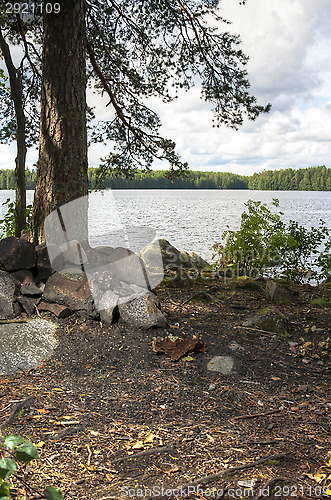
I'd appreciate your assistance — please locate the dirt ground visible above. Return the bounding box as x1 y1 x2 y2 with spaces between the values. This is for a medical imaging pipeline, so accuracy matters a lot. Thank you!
0 276 330 500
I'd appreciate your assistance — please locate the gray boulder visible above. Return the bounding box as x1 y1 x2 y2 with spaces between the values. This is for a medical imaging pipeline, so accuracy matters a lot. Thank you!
43 271 96 317
0 236 36 271
243 306 290 336
99 290 119 325
12 270 35 285
59 239 88 267
187 251 210 270
16 296 40 316
0 318 58 375
35 243 63 282
0 270 20 319
138 239 209 285
20 284 43 297
139 239 188 271
118 292 167 329
109 247 151 288
266 280 298 304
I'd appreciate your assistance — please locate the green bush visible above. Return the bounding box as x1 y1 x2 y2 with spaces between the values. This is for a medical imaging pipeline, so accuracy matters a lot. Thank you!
212 199 331 283
316 238 331 283
281 219 329 282
212 199 288 278
0 199 33 239
0 434 63 499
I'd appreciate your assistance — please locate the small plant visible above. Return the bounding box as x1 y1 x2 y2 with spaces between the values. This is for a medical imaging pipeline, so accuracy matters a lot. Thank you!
316 237 331 283
0 434 63 499
212 199 288 278
212 199 330 283
0 199 33 239
311 297 327 306
282 219 329 283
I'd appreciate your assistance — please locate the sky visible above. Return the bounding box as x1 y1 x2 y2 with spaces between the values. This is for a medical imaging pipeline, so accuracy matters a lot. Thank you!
1 0 331 175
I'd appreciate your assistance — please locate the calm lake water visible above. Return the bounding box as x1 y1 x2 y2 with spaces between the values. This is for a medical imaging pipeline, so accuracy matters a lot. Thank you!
1 189 331 262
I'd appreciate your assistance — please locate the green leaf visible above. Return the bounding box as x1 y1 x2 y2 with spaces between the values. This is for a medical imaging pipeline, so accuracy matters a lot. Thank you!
0 481 11 498
3 434 24 450
43 486 64 500
181 355 194 361
0 458 16 480
15 442 40 463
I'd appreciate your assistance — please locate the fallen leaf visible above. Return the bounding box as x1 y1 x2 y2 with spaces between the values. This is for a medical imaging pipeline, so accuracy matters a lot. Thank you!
131 441 144 450
271 377 281 381
152 334 205 361
206 434 215 443
167 466 181 473
36 409 50 414
304 473 326 483
90 431 100 436
60 420 81 425
144 432 156 443
325 451 331 466
35 441 45 448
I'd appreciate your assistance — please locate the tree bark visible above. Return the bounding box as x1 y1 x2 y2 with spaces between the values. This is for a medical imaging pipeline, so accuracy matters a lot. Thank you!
0 28 27 237
30 0 88 245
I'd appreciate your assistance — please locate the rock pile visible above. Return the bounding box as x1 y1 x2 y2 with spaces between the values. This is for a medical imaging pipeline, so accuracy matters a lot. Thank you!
0 236 209 329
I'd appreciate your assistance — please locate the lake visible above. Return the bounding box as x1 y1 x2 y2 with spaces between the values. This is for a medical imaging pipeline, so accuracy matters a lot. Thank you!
1 189 331 262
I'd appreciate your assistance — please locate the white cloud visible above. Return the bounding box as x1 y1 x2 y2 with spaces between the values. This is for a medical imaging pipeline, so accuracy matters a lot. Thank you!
1 0 331 175
148 0 331 174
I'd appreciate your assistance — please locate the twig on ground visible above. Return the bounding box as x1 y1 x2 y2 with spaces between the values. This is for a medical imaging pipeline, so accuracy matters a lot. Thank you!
111 443 176 464
0 319 28 324
48 425 85 442
0 395 36 431
143 452 290 500
166 292 187 308
235 325 282 336
231 409 283 421
87 444 92 466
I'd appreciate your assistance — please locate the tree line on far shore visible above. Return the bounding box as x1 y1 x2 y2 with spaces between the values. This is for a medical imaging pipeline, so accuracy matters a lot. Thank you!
0 165 330 191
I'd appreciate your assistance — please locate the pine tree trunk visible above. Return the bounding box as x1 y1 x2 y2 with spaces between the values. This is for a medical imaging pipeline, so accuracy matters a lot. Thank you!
30 0 88 245
15 71 27 238
0 28 27 237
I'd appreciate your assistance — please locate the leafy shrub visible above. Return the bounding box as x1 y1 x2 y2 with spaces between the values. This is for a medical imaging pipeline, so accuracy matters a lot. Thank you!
212 199 288 278
0 434 63 499
212 199 331 283
316 237 331 283
0 199 33 239
281 219 329 282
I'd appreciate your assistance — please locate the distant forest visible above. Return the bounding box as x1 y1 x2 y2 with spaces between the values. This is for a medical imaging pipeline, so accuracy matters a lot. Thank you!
0 165 330 191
